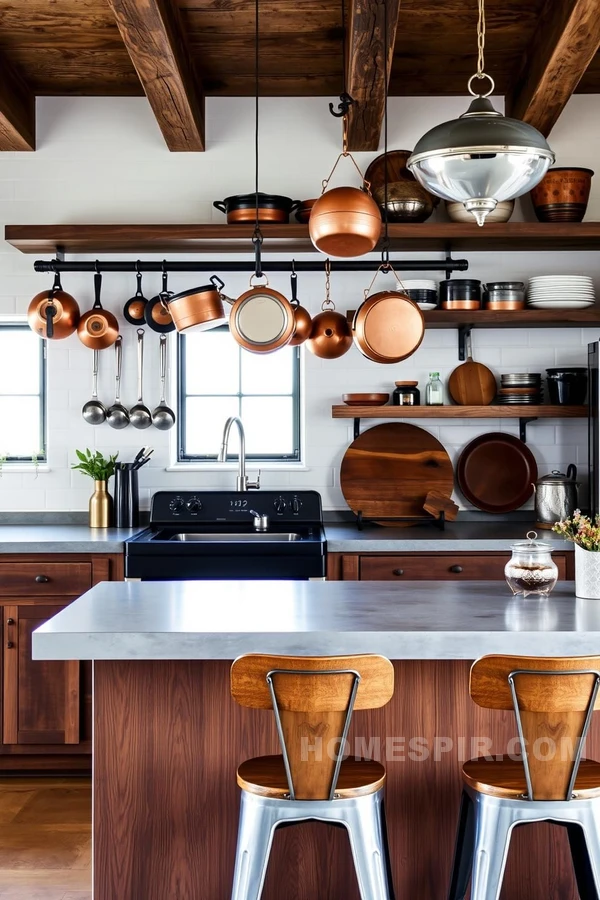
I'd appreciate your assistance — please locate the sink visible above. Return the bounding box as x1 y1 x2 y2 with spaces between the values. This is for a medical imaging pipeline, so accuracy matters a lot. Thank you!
171 532 302 542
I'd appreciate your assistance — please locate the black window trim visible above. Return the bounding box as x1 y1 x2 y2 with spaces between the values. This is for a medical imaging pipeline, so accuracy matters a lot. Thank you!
177 327 301 463
0 322 47 463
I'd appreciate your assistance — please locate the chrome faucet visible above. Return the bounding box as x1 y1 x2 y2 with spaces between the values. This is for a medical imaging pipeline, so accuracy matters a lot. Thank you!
217 416 260 492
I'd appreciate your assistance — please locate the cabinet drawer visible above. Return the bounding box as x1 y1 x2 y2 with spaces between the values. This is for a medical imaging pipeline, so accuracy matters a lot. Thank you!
359 553 567 581
0 562 92 596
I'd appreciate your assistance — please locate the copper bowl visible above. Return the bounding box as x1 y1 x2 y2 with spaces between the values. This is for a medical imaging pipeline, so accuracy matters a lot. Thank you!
77 306 119 349
309 187 382 257
366 150 439 223
289 305 312 346
306 310 352 359
530 167 594 222
295 199 317 224
343 393 389 406
484 298 525 310
441 299 482 311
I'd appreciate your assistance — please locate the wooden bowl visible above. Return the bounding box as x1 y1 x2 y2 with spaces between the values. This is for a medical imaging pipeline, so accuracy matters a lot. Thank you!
343 393 389 407
530 167 594 222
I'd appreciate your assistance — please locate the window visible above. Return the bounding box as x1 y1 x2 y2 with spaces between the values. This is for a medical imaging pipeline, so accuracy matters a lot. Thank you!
0 324 46 462
178 328 301 462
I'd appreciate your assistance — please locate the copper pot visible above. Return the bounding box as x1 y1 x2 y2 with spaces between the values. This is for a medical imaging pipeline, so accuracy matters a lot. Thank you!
145 270 176 333
168 276 226 333
295 199 317 223
213 193 300 225
288 271 312 346
441 299 482 310
306 309 352 359
77 273 119 350
27 273 80 340
228 278 295 354
309 186 381 257
353 290 424 364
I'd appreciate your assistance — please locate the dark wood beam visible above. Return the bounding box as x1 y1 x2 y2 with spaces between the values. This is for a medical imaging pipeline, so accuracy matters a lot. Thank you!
510 0 600 137
345 0 401 152
0 52 35 151
105 0 205 151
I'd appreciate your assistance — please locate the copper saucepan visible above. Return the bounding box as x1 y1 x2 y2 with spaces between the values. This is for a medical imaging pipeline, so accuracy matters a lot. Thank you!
227 275 296 354
145 269 176 333
77 272 119 350
288 269 312 346
168 276 226 333
27 272 80 340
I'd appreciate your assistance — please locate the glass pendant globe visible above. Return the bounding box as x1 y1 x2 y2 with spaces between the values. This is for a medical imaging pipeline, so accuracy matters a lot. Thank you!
407 94 555 226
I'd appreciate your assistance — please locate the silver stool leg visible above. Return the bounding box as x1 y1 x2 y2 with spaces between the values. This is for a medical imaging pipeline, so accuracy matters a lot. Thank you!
230 792 279 900
469 795 515 900
344 790 395 900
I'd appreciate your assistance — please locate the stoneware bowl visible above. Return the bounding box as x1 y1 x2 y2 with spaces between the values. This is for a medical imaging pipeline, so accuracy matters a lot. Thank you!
530 167 594 222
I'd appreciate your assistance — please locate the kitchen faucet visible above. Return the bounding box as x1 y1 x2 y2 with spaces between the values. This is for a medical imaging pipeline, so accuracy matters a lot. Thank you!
217 416 260 492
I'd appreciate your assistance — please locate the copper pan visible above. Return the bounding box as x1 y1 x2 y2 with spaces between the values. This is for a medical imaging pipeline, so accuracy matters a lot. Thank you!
353 290 424 364
27 272 80 340
77 272 119 350
288 270 312 346
228 277 295 354
168 276 226 333
225 207 290 224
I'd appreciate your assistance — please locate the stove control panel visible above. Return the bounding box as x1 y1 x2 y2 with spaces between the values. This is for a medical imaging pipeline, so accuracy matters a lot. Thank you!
150 490 323 525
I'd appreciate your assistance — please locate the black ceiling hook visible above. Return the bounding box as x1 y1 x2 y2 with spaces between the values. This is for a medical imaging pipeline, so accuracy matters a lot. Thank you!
329 91 355 118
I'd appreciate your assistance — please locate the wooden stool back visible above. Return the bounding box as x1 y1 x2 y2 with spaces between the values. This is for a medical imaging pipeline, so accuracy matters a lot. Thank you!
231 654 394 800
471 655 600 801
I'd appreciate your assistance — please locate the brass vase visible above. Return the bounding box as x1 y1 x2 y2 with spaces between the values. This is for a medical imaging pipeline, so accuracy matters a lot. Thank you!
89 480 112 528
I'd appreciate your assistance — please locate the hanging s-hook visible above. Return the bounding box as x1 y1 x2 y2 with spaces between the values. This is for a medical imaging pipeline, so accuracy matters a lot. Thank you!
329 91 355 119
94 260 100 275
253 228 263 279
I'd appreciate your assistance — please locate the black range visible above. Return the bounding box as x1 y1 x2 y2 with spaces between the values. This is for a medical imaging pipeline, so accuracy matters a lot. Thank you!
125 490 326 581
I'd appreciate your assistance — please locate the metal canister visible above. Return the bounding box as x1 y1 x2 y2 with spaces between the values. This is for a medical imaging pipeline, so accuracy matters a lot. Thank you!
392 381 420 406
533 465 579 528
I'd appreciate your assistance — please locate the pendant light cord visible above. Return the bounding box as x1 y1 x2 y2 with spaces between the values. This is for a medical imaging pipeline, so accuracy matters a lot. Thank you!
253 0 262 276
382 0 390 267
476 0 486 79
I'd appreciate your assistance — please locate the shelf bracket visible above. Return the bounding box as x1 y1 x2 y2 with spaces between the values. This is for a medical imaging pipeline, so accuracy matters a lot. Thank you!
54 246 65 262
519 417 538 443
458 325 472 361
353 418 361 440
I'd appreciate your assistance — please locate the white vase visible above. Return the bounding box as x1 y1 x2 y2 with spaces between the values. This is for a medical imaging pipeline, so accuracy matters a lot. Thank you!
575 543 600 599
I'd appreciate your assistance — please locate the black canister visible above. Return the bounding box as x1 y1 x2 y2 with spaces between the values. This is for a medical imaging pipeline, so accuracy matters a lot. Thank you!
393 381 420 406
114 465 140 528
546 367 588 405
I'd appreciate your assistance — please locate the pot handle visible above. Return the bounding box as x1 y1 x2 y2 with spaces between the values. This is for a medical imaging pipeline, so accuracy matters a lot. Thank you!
45 303 56 339
290 270 299 307
93 271 103 310
321 151 370 195
567 464 578 481
289 200 301 212
210 275 225 292
213 201 227 213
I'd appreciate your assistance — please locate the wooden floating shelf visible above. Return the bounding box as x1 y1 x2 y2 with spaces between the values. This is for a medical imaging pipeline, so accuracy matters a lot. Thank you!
422 309 600 328
7 222 600 255
332 405 588 419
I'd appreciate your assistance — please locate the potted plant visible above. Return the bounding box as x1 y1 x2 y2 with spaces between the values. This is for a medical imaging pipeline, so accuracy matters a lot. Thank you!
554 511 600 599
72 449 118 528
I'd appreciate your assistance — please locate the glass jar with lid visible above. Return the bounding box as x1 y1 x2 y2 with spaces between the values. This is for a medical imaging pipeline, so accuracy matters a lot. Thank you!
505 531 559 597
393 381 420 406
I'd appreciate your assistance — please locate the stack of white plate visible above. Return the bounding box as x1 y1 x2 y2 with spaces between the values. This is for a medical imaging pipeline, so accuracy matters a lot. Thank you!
398 280 437 291
527 275 595 310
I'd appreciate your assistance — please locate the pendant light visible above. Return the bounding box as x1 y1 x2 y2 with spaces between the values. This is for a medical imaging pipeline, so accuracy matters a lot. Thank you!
407 0 555 226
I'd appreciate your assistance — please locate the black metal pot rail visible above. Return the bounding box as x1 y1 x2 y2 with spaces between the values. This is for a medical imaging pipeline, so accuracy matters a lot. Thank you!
33 257 469 276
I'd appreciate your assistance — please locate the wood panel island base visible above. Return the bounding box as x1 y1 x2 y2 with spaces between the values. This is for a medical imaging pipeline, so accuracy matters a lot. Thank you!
33 580 600 900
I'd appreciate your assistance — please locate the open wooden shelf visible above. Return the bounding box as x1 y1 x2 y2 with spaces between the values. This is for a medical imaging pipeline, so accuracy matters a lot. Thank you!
332 405 588 419
421 309 600 328
7 221 600 255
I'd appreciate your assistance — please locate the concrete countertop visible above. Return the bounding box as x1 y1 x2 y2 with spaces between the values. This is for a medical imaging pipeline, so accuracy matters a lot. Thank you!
0 525 139 554
324 522 573 552
33 579 597 661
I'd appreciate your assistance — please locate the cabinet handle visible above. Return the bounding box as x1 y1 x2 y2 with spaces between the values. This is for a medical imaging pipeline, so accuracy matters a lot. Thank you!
35 574 49 583
6 642 13 649
392 568 404 576
6 618 14 626
449 565 463 574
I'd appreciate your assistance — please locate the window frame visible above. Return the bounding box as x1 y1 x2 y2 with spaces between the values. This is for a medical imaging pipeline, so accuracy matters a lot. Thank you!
0 322 47 463
176 327 302 463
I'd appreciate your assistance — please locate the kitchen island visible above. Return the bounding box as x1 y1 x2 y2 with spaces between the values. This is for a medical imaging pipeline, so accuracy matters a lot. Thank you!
33 580 600 900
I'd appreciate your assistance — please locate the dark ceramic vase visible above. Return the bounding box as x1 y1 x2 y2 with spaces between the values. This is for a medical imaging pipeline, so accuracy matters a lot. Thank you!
530 167 594 222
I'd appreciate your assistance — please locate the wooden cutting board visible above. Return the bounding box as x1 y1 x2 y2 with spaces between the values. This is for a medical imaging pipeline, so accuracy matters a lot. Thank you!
448 356 496 405
340 423 454 525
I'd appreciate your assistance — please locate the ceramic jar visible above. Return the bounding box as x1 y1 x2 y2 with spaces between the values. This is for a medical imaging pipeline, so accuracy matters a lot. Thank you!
530 167 594 222
575 543 600 600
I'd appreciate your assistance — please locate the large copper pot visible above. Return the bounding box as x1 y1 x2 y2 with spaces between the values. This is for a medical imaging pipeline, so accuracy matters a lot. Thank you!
309 186 381 257
352 290 424 364
77 272 119 350
306 308 352 359
168 276 226 333
27 273 80 340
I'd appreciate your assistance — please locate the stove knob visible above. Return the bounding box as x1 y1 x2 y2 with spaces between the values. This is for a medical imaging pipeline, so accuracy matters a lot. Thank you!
169 498 185 512
273 497 287 514
186 497 203 513
291 498 302 514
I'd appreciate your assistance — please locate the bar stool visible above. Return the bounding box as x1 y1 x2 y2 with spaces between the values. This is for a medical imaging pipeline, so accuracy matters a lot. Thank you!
229 653 395 900
448 654 600 900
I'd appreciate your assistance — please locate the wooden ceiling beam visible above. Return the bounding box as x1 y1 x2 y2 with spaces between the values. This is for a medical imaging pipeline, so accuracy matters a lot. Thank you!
345 0 401 152
510 0 600 137
105 0 205 151
0 52 35 151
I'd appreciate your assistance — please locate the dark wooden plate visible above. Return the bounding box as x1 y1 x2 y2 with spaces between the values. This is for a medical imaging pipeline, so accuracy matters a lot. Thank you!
342 393 389 407
456 432 537 513
340 423 454 525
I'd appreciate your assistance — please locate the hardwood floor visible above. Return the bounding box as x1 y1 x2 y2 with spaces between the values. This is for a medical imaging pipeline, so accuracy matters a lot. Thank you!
0 777 91 900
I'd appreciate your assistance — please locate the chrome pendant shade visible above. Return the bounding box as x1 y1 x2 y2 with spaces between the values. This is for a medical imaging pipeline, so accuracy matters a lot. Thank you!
407 92 555 226
407 0 555 227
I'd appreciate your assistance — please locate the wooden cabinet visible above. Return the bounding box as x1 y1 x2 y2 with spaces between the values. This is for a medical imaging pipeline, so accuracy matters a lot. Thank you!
0 552 123 771
327 551 573 581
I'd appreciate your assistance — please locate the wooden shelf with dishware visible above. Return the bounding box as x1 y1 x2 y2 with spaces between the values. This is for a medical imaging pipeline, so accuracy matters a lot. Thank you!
332 405 588 420
8 221 600 254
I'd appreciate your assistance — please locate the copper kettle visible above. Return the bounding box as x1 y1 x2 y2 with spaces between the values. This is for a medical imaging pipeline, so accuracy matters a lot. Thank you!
305 260 352 359
27 272 80 340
